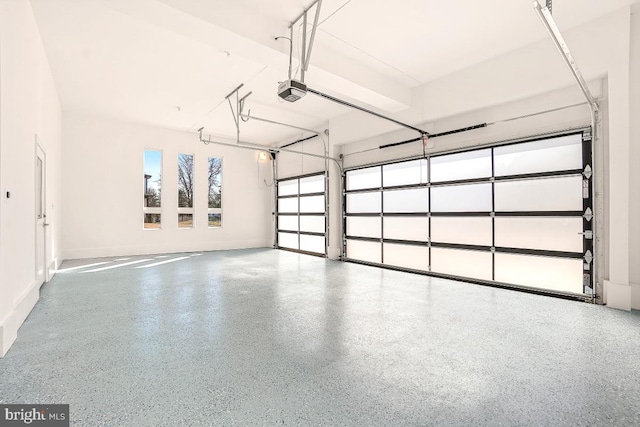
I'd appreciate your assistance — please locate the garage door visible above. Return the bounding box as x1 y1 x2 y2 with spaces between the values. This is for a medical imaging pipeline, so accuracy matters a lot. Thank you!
343 131 594 298
277 173 327 256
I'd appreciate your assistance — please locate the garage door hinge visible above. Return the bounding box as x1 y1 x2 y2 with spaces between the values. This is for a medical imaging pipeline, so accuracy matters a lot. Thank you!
583 165 592 179
579 230 593 239
582 130 592 141
584 250 593 265
583 208 593 222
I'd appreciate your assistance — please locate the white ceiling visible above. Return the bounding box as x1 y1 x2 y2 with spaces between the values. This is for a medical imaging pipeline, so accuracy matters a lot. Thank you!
30 0 637 146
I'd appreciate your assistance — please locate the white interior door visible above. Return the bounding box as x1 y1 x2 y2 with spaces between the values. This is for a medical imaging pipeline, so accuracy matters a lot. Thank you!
35 143 47 286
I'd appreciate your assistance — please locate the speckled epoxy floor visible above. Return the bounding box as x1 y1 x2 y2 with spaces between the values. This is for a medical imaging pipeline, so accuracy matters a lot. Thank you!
1 249 639 426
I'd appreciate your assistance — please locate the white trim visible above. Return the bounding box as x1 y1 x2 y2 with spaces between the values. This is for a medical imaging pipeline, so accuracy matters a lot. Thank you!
631 283 640 310
0 279 40 357
604 280 632 311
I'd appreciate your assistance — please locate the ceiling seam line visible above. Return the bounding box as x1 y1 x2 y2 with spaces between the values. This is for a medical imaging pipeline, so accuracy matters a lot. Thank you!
318 29 422 85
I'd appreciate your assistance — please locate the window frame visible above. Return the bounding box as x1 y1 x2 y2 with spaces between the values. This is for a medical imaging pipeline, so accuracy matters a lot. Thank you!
207 156 223 228
143 149 163 230
177 152 195 229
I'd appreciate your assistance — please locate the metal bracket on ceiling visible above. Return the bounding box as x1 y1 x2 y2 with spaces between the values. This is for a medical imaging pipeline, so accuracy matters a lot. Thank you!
289 0 323 82
224 83 252 143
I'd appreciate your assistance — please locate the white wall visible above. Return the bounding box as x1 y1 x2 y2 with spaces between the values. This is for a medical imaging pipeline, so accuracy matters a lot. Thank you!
629 5 640 309
0 0 63 356
62 113 272 259
329 7 638 309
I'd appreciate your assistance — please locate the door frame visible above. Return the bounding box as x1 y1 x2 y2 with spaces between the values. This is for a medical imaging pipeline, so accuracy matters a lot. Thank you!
35 139 48 285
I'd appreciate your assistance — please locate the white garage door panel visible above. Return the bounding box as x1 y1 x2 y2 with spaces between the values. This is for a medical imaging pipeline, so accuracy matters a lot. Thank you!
383 188 429 213
347 192 381 213
494 135 582 176
383 244 429 271
347 239 381 264
495 217 583 252
383 217 429 242
494 176 583 212
278 232 298 250
300 216 325 234
278 216 298 232
431 183 493 212
431 217 492 246
431 149 492 182
431 248 493 281
495 254 583 294
346 166 381 190
383 159 428 187
347 217 381 239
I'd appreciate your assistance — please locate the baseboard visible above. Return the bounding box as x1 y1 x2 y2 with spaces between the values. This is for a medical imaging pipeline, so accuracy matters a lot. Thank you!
631 283 640 310
47 258 58 281
0 281 40 357
63 240 272 260
604 280 632 311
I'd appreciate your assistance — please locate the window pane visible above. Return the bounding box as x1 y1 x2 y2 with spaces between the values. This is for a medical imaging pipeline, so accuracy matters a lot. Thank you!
278 215 298 232
300 216 325 233
495 217 583 252
431 183 492 212
431 248 492 280
431 217 492 246
383 188 429 213
36 157 43 218
278 179 298 196
278 197 298 213
346 239 381 264
494 176 583 212
299 174 324 194
208 158 222 209
347 217 381 238
278 232 298 250
300 234 325 254
144 213 161 229
383 243 428 271
178 153 194 208
178 213 193 228
383 159 428 187
495 253 583 294
144 150 162 208
494 134 582 176
299 195 324 213
346 166 381 190
383 217 429 242
346 192 381 213
431 149 491 182
208 213 221 227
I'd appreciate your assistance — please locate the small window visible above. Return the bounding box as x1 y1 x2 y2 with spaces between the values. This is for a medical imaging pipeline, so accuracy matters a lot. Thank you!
143 150 162 229
208 157 222 227
178 153 194 228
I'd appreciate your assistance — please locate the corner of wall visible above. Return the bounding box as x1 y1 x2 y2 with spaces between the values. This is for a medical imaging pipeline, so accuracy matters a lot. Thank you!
604 280 632 311
631 283 640 310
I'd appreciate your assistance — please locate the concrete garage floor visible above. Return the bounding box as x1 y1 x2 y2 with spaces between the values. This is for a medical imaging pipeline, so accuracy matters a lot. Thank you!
1 249 639 426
